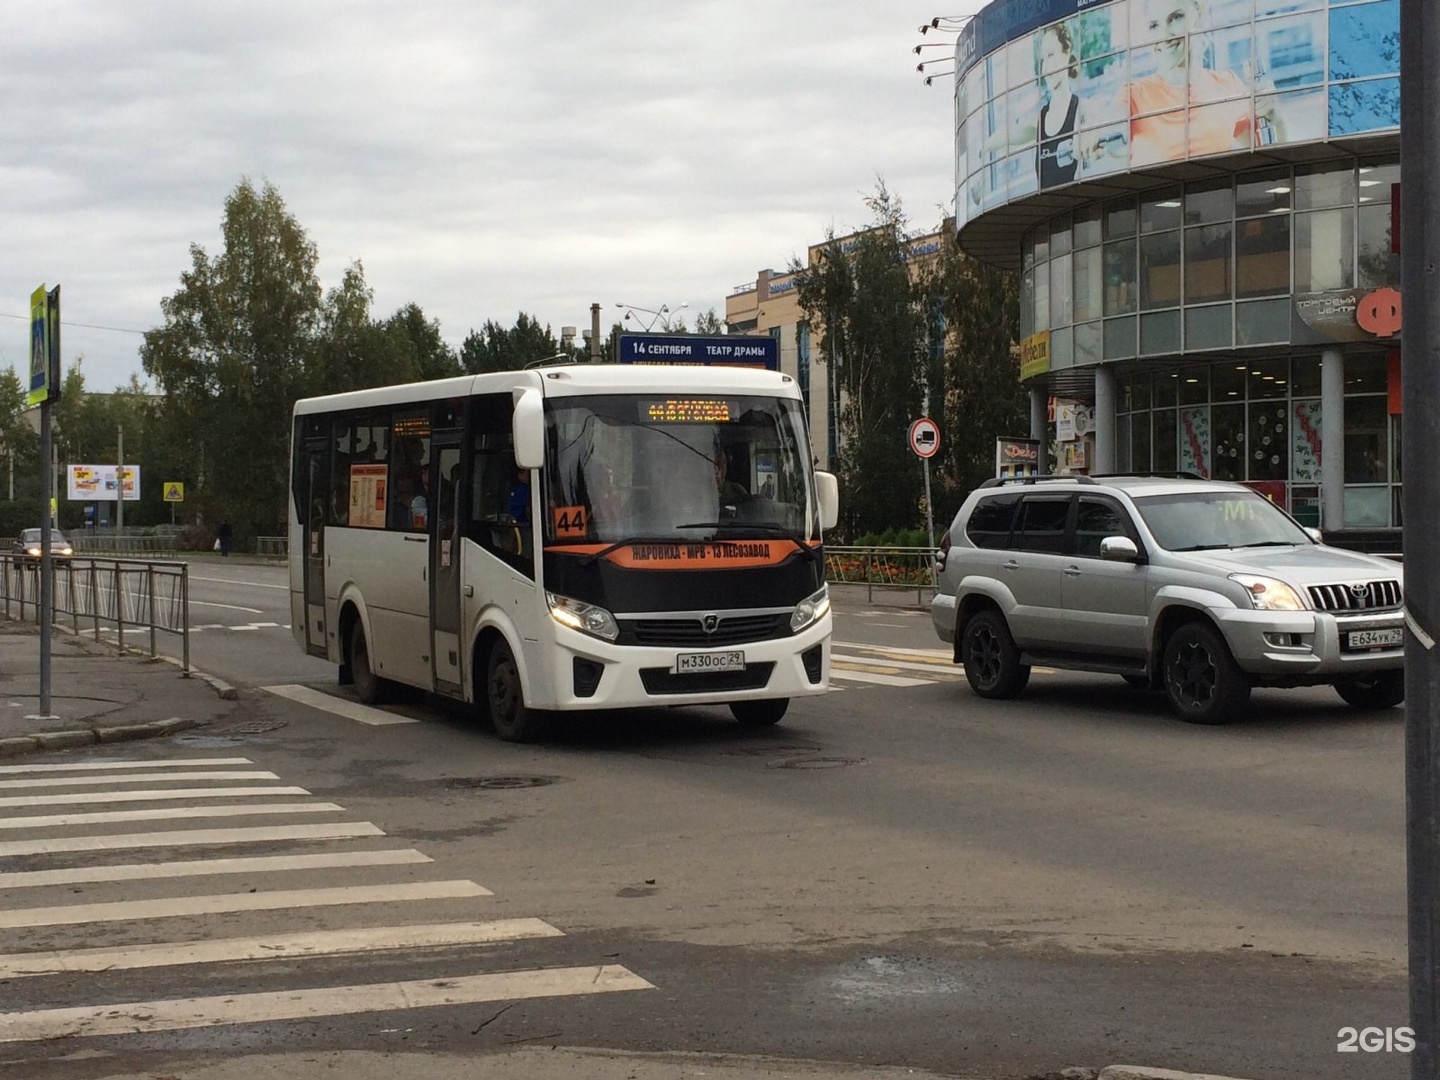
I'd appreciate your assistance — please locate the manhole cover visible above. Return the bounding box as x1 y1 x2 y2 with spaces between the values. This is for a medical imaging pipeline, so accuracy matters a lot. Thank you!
769 757 866 770
172 735 246 747
723 745 822 758
212 719 290 735
445 775 557 790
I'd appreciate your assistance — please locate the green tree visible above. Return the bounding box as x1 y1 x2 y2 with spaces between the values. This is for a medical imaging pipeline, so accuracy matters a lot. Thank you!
793 183 928 539
459 314 563 373
920 229 1026 522
141 178 323 542
380 303 461 382
693 309 725 335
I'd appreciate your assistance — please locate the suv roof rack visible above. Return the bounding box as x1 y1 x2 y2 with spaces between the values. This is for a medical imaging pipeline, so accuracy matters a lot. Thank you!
979 475 1097 488
1087 471 1207 481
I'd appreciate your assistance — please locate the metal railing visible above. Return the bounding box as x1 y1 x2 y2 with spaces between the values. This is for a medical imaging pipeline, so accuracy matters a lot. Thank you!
824 545 939 605
0 555 190 672
71 534 180 555
255 536 289 558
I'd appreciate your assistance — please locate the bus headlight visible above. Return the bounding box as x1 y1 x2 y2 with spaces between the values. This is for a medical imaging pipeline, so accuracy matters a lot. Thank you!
546 592 619 642
790 584 831 633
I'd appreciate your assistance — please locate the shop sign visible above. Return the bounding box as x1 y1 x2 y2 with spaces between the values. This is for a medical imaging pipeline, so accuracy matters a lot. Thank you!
1019 331 1050 380
1292 288 1402 345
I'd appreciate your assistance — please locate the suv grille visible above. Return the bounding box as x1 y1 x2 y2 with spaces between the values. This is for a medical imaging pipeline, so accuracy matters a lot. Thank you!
1307 579 1402 612
619 613 791 647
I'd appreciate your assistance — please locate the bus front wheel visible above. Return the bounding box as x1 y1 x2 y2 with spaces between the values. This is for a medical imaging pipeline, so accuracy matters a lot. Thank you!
486 640 551 743
349 621 384 705
730 698 788 726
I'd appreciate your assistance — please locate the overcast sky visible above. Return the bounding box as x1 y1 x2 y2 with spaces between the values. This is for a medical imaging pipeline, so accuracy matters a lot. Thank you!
3 1 969 393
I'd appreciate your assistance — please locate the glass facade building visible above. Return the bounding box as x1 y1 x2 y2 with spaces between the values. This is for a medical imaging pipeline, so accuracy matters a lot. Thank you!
953 0 1402 538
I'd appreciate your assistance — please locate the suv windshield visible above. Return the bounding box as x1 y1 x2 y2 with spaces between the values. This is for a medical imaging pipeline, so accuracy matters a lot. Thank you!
542 393 817 545
1134 490 1313 551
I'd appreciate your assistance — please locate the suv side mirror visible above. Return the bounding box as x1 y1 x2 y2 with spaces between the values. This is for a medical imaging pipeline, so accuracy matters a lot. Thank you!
1100 535 1142 562
814 470 839 531
1305 527 1323 543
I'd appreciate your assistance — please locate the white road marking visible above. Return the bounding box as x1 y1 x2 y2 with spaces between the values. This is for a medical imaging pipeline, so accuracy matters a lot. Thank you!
0 821 384 858
0 802 343 831
189 601 264 613
832 640 953 658
832 652 958 675
827 669 931 687
0 918 564 978
0 786 309 809
0 964 653 1043
264 684 421 726
0 880 492 929
0 757 253 775
0 848 432 890
0 770 280 790
187 575 288 589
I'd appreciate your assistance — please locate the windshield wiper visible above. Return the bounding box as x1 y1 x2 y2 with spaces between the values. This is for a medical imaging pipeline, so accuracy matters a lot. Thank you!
1168 543 1232 552
1232 540 1304 548
675 521 819 562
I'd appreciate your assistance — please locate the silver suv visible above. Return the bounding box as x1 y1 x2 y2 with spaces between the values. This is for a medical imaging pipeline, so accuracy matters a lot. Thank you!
930 475 1405 724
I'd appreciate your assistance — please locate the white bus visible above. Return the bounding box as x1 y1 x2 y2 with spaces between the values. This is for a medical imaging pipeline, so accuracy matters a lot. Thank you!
289 363 839 741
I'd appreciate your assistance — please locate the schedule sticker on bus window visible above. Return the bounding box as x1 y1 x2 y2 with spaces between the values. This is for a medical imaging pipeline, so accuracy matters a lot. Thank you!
645 399 732 423
349 464 389 529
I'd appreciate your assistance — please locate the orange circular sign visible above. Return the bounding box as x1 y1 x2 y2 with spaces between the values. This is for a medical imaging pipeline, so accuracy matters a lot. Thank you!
1356 288 1402 337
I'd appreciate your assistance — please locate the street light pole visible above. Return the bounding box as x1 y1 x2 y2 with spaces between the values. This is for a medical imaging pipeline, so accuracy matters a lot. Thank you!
615 302 688 333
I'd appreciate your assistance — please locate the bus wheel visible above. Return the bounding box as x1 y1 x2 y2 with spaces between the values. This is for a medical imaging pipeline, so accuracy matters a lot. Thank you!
349 621 384 705
486 640 550 743
730 698 788 726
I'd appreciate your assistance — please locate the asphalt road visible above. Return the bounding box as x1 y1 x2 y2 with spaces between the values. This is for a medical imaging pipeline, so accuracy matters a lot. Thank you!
0 564 1412 1080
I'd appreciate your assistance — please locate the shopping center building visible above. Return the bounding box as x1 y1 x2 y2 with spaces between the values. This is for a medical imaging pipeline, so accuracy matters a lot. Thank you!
952 0 1402 544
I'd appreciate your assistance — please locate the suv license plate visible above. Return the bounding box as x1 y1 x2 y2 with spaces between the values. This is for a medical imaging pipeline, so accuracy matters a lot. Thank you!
676 651 745 674
1347 628 1403 650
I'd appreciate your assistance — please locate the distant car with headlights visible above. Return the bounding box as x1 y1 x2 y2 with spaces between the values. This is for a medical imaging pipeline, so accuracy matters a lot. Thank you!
12 528 74 560
930 474 1405 725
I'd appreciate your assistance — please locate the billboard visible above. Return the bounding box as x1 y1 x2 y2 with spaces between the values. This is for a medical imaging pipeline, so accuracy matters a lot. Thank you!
617 334 780 370
68 464 140 501
955 0 1400 225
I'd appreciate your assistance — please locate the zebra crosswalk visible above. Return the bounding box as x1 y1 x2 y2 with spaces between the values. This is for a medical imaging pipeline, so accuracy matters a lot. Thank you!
0 754 653 1045
828 641 961 690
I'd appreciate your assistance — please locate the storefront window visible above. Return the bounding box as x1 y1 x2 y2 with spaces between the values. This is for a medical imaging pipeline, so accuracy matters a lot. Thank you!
1074 246 1103 323
1050 215 1072 258
1050 254 1073 328
1248 358 1290 398
1185 181 1234 226
1124 373 1151 411
1248 400 1289 481
1357 204 1400 288
1211 403 1245 481
1034 265 1050 332
1294 209 1355 292
1236 167 1292 217
1294 163 1356 211
1020 270 1035 338
1153 372 1178 408
1235 216 1290 297
1179 368 1209 405
1154 408 1178 471
1132 411 1152 470
1212 364 1245 400
1140 189 1184 233
1105 197 1137 239
1104 239 1138 314
1292 356 1322 397
1074 205 1103 249
1344 396 1389 482
1140 231 1182 309
1346 355 1388 393
1185 223 1233 302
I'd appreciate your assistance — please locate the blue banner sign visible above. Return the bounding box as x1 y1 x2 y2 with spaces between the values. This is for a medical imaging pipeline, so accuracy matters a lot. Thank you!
617 334 779 371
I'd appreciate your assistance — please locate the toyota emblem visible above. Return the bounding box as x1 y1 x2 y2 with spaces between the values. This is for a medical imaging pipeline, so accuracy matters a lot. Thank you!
702 614 720 634
1349 582 1370 601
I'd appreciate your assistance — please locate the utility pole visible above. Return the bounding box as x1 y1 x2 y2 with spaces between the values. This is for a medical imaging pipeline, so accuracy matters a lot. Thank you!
116 424 124 532
590 303 602 363
1401 0 1440 1071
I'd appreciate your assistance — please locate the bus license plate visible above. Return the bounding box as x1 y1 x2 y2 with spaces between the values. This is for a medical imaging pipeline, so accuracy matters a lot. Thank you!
676 651 745 674
1347 628 1403 650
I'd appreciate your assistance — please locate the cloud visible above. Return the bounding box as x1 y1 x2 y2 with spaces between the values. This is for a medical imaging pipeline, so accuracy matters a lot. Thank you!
1 0 963 391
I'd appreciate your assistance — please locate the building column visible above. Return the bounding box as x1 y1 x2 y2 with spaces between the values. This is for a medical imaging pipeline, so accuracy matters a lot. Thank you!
1029 387 1048 475
1093 364 1117 474
1321 348 1345 531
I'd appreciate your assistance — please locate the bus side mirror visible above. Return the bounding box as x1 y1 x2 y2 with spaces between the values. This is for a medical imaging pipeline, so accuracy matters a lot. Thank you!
513 388 544 470
815 470 839 531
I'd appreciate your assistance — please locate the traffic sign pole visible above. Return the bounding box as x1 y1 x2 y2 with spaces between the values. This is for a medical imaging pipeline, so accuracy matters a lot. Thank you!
907 418 942 550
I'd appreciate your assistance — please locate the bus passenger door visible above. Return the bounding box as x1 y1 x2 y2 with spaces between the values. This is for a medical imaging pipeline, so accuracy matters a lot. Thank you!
431 435 464 694
300 435 328 657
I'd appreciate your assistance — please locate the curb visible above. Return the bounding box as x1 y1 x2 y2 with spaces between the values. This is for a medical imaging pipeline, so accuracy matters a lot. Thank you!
1099 1067 1258 1080
0 716 201 759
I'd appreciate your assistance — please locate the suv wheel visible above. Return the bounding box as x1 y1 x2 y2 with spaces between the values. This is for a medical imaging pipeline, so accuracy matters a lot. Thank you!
961 610 1031 699
1162 621 1250 725
1334 669 1405 710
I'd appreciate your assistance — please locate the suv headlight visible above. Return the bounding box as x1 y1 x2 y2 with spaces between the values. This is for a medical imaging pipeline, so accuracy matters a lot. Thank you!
546 592 619 641
791 584 831 633
1230 574 1306 611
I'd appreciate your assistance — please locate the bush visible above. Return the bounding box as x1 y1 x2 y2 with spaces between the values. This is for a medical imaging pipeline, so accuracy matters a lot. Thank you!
851 527 931 548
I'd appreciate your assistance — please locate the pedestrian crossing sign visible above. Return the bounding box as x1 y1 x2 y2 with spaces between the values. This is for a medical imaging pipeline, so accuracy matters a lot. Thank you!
163 482 185 502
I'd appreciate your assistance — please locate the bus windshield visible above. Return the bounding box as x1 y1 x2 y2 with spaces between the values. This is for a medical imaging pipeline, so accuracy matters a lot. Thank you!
543 393 818 546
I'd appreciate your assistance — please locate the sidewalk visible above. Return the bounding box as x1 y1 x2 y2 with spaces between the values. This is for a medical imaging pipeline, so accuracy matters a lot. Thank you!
0 620 239 757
